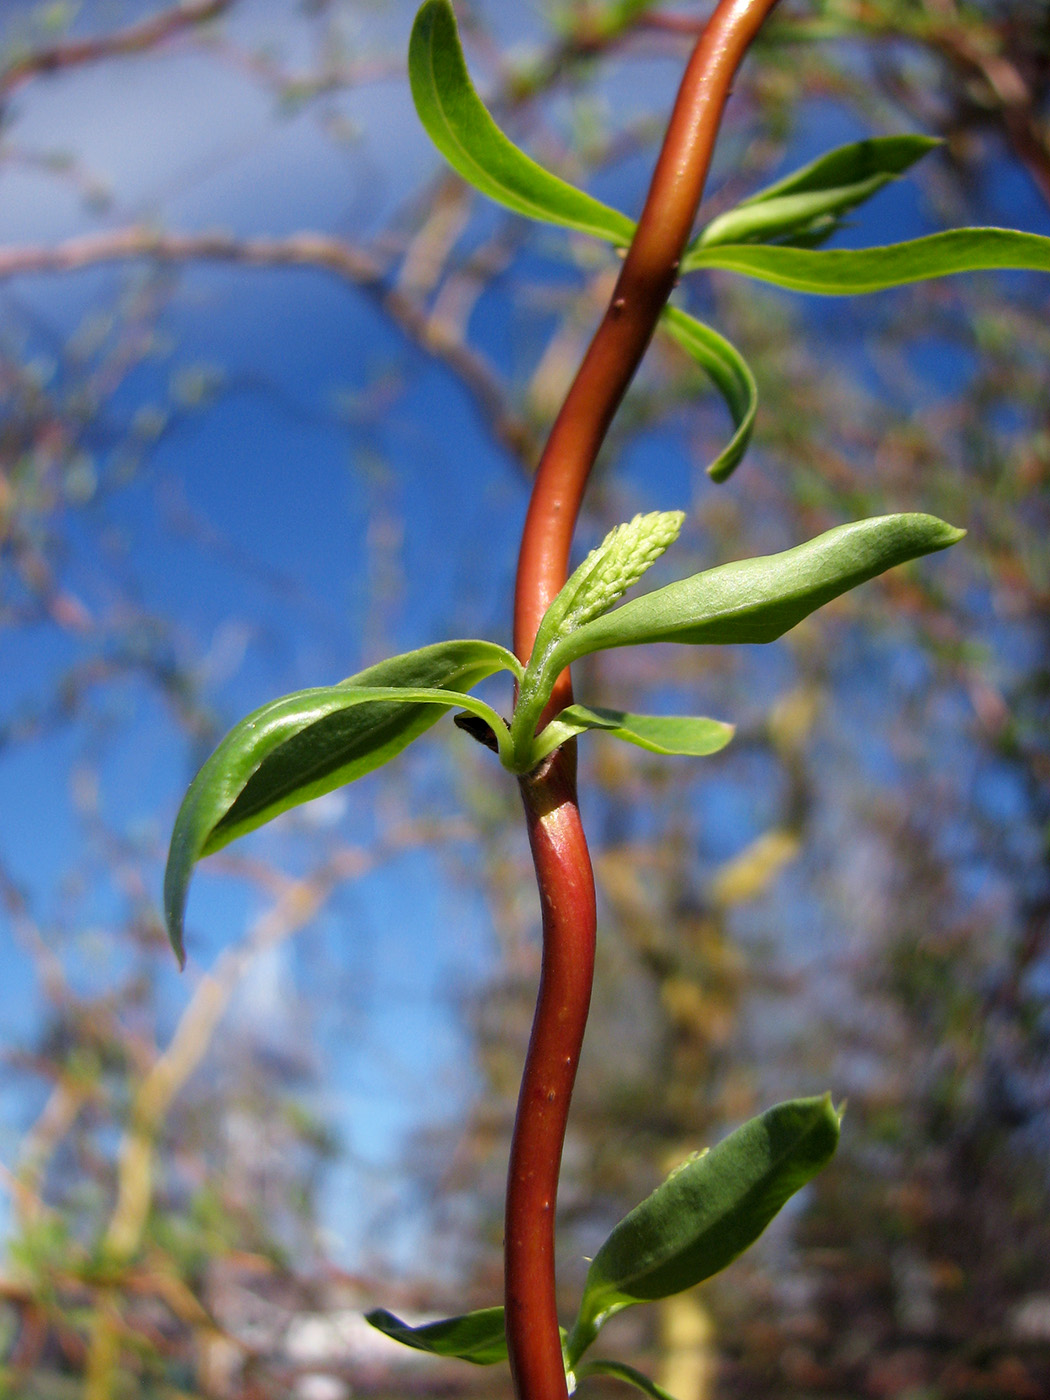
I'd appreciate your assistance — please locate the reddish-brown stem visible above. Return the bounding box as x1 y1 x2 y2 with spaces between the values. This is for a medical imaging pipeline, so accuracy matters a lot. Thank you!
506 4 780 1399
514 0 782 708
506 746 596 1400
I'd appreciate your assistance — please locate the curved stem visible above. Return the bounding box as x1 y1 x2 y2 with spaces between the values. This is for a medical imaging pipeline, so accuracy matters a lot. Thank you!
514 0 782 711
506 4 781 1399
506 747 597 1400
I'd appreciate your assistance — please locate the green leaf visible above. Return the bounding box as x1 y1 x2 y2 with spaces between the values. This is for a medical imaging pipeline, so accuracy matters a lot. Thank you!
544 514 964 674
365 1306 507 1365
681 227 1050 291
738 134 941 207
535 705 733 763
575 1359 680 1400
409 0 635 243
164 639 516 965
694 135 940 249
659 306 757 482
566 1096 841 1365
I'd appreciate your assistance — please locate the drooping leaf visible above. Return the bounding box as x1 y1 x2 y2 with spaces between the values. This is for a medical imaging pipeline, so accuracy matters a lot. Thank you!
164 639 516 965
693 135 940 249
535 705 733 762
574 1358 681 1400
365 1306 507 1365
542 514 964 675
659 306 757 481
566 1096 841 1365
681 227 1050 290
409 0 635 244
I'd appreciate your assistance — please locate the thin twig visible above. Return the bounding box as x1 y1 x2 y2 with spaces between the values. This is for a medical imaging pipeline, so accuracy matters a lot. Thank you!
0 225 535 464
0 0 232 103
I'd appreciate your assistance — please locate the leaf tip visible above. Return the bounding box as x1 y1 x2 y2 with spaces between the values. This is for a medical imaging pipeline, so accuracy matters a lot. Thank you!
901 514 965 554
919 517 966 553
706 456 739 484
163 837 191 969
164 893 188 970
411 0 447 30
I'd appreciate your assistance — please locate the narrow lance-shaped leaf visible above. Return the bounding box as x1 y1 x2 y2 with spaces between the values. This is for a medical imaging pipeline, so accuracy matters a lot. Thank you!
533 706 733 765
693 135 940 249
566 1096 841 1367
573 1359 681 1400
659 305 757 482
409 0 635 244
732 134 940 207
366 1307 508 1366
681 227 1050 290
541 514 964 677
164 639 516 965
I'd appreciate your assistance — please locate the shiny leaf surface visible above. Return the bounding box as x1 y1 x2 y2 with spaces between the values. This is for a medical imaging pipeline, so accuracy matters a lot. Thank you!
681 227 1050 290
567 1097 840 1364
537 706 733 761
547 514 964 672
165 640 515 964
409 0 634 243
365 1306 507 1365
694 134 939 249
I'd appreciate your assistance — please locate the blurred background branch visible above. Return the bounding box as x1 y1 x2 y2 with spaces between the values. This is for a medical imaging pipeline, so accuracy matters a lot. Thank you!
0 1 1047 1396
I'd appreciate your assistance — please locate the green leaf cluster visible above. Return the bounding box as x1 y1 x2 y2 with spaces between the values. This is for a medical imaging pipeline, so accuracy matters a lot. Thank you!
163 0 1031 963
366 1096 841 1396
509 511 961 770
164 508 961 963
407 0 1050 480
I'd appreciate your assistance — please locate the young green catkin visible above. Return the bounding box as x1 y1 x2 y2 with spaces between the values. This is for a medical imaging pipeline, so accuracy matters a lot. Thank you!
552 510 685 637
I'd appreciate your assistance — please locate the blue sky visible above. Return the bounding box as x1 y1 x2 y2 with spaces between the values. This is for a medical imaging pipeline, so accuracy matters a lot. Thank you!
1 0 1048 1274
0 0 526 1264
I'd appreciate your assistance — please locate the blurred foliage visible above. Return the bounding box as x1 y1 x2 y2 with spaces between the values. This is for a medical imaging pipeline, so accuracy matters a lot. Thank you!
0 0 1048 1397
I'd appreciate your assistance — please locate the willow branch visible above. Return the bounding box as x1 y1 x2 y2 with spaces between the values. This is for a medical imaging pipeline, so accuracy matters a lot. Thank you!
505 748 597 1400
514 0 782 695
0 226 534 463
505 5 780 1400
0 0 232 103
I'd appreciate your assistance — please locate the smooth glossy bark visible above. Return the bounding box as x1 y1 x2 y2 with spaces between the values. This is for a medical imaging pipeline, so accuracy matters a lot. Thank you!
506 4 782 1398
506 748 596 1400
